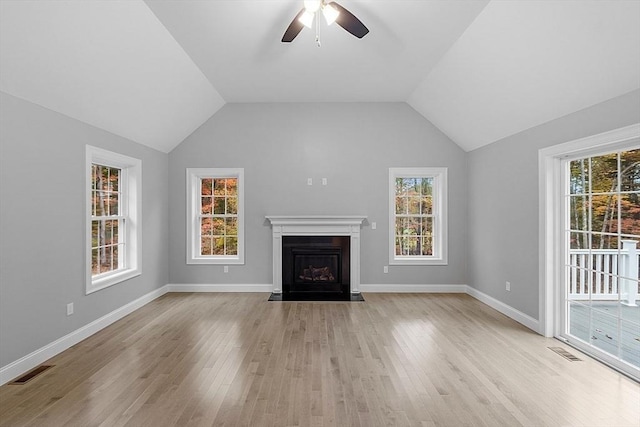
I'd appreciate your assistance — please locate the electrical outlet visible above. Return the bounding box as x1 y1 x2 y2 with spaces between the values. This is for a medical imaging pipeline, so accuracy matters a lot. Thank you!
383 266 389 274
67 303 74 316
506 281 511 291
224 266 229 273
307 178 313 186
372 222 377 230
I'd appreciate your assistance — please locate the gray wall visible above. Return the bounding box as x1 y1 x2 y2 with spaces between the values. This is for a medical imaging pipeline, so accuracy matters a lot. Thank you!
168 103 468 286
0 92 169 367
467 89 640 319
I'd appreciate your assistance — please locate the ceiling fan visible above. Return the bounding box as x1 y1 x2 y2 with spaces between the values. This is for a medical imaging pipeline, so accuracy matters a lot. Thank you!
282 0 369 44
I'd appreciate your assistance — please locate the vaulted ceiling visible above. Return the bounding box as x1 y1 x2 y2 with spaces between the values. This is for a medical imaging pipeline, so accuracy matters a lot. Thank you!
1 1 639 153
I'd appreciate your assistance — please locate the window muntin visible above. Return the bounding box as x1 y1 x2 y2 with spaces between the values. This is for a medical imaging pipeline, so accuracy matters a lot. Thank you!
86 146 141 294
187 168 244 264
389 168 447 265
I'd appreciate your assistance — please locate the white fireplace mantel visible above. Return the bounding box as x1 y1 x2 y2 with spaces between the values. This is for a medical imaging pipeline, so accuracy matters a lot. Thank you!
265 216 367 294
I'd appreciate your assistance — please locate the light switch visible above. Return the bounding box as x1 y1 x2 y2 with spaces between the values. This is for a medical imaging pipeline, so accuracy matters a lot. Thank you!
322 178 327 186
307 178 313 186
372 222 377 229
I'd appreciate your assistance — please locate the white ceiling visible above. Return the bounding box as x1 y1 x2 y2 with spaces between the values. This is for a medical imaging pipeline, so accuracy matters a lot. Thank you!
1 0 639 153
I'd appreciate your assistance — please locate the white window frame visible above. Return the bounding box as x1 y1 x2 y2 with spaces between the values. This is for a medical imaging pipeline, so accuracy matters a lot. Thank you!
186 168 245 265
86 146 141 294
389 167 448 265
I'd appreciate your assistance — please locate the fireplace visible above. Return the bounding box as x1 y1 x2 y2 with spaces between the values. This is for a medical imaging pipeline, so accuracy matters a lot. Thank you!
265 215 366 301
283 236 350 298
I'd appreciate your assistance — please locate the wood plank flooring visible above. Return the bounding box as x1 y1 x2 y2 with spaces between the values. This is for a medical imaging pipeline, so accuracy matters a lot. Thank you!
1 293 639 426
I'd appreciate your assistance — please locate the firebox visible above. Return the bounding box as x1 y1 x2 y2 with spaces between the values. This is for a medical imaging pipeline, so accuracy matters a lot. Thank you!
282 236 350 300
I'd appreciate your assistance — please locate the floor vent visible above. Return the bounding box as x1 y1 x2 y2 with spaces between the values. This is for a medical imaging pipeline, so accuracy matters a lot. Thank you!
10 365 54 385
548 347 582 361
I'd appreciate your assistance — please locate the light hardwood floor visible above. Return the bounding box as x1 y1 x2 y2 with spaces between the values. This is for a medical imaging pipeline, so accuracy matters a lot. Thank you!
1 293 638 427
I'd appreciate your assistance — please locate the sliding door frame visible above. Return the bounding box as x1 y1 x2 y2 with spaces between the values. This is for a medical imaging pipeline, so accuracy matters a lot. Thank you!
539 123 640 380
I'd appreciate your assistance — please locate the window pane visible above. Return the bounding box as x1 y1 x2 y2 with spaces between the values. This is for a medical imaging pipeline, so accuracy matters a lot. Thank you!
226 197 238 215
621 320 640 367
202 178 213 196
422 217 433 237
226 237 238 255
591 233 620 249
226 178 238 196
201 236 212 256
109 193 119 216
620 149 640 192
420 178 433 196
212 218 224 235
590 154 618 193
591 233 619 249
92 165 98 190
94 191 107 216
407 217 420 235
226 217 238 236
213 197 225 214
201 196 212 214
201 218 213 236
395 217 408 236
421 236 433 256
395 178 405 196
109 167 119 192
213 237 225 255
214 179 226 196
569 231 589 249
569 195 589 231
408 197 420 215
590 310 619 357
92 248 99 274
395 196 407 214
590 194 618 233
405 236 420 255
569 159 590 195
105 220 118 245
92 221 99 248
421 195 432 215
620 193 640 236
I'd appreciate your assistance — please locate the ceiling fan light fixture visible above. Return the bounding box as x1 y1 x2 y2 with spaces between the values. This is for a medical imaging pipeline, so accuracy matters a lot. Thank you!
298 10 315 28
303 0 321 13
322 4 339 25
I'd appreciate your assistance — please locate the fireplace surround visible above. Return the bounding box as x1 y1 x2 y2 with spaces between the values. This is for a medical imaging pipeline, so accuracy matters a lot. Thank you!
265 216 366 301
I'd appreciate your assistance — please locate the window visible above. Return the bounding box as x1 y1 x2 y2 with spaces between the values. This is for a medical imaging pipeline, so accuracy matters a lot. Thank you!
389 167 447 265
86 146 141 294
186 168 244 264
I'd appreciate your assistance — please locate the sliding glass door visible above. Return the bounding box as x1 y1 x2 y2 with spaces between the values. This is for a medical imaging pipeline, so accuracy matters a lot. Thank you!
561 147 640 377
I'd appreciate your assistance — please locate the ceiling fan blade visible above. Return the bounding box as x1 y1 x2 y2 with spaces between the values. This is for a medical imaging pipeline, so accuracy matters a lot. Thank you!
282 8 306 42
328 2 369 39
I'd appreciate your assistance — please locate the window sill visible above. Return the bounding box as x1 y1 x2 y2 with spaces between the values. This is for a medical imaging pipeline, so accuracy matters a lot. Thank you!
187 256 244 265
87 268 141 294
390 257 448 266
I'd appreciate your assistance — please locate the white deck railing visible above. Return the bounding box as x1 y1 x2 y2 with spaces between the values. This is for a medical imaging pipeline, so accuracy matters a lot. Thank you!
568 240 639 306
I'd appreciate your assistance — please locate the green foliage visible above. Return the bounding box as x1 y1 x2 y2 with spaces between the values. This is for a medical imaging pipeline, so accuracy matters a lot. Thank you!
569 149 640 249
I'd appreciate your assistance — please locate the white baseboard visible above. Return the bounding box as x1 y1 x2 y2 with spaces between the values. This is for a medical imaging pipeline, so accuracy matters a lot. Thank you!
465 286 539 332
167 284 272 293
0 285 169 386
360 284 468 293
